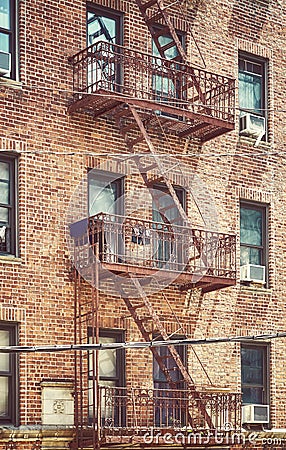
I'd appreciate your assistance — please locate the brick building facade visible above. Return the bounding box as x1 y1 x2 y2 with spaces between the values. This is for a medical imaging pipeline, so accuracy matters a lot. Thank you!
0 0 286 449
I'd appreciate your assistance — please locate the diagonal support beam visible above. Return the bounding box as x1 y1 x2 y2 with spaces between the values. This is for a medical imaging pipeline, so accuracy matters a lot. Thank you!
128 104 190 224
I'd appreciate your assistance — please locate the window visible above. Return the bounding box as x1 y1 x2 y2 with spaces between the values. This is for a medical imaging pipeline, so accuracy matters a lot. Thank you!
153 338 186 427
152 183 185 269
0 0 17 79
241 344 268 405
240 201 268 279
0 153 17 256
87 5 123 91
153 343 186 390
87 5 122 47
152 28 186 110
238 53 268 138
0 323 17 424
98 329 125 386
88 169 124 217
88 329 125 426
88 170 124 262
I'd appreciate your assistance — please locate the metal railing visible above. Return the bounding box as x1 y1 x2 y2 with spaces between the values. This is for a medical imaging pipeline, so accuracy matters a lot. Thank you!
70 41 235 123
72 213 236 280
95 386 241 436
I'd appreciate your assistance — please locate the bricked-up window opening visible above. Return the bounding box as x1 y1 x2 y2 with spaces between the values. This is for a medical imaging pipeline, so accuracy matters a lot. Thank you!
87 5 123 92
0 0 17 79
238 53 268 140
152 28 186 112
240 201 268 284
0 323 17 425
241 344 269 405
0 154 17 256
153 340 187 427
88 329 125 427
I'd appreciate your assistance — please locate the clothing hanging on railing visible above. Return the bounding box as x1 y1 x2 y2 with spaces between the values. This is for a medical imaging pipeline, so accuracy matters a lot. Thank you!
131 224 151 245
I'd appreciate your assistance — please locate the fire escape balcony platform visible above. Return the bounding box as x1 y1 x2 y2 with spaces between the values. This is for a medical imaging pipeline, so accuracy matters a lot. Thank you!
77 386 241 448
68 42 235 142
71 213 236 293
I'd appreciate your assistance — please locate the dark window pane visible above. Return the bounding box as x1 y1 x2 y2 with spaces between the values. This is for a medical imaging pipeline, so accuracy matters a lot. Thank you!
242 387 263 404
0 324 17 424
153 342 185 385
241 347 264 384
240 207 262 246
238 58 244 71
241 345 267 405
0 157 16 255
240 246 261 266
245 60 262 75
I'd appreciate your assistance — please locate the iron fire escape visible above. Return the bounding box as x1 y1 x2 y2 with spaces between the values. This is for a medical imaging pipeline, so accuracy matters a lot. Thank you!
69 1 239 448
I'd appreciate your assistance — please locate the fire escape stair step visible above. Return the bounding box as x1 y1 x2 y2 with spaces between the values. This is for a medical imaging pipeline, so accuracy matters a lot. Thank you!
160 40 177 53
146 12 164 25
140 0 160 11
153 26 172 39
130 302 148 310
138 163 159 173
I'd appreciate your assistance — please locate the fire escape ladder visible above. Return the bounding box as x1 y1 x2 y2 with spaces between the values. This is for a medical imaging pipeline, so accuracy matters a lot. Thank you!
117 104 209 266
129 105 189 221
134 0 187 62
134 0 206 105
120 277 214 429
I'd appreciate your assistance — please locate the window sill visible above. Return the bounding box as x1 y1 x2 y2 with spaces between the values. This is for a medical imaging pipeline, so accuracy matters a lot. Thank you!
0 255 22 264
238 135 271 148
240 283 271 294
0 77 22 90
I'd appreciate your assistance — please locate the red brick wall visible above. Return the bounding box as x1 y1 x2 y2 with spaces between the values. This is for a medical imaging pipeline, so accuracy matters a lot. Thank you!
0 0 285 447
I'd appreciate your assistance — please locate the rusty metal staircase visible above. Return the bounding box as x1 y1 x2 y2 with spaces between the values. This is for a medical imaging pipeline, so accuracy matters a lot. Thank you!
118 105 192 224
134 0 187 62
120 276 214 428
116 104 212 271
71 3 238 449
115 103 216 428
134 0 206 104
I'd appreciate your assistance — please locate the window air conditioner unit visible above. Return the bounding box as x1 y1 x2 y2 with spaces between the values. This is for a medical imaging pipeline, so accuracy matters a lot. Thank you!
0 51 11 77
240 264 265 284
240 113 265 138
242 404 269 424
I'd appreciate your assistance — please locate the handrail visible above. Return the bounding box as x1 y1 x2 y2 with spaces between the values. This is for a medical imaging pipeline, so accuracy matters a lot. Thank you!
71 41 232 83
97 385 242 434
89 212 236 237
69 213 237 280
69 41 235 123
